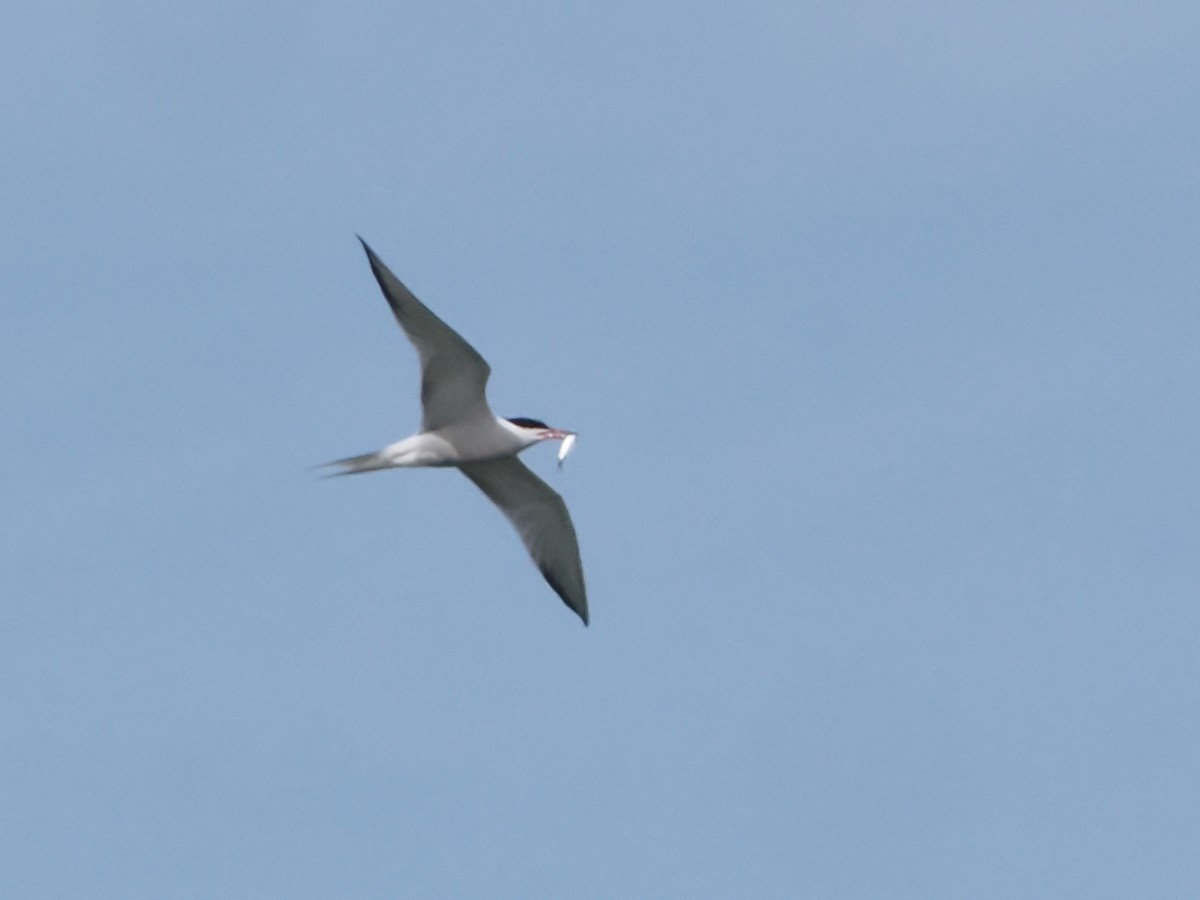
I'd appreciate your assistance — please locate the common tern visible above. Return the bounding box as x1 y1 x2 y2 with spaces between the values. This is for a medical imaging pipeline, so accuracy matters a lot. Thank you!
324 238 589 625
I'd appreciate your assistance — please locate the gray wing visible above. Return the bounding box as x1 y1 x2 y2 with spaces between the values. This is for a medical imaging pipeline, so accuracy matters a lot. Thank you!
358 237 493 431
458 456 589 625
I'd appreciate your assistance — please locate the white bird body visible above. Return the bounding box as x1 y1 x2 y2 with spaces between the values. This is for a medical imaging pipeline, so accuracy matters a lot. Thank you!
340 419 538 470
324 238 589 625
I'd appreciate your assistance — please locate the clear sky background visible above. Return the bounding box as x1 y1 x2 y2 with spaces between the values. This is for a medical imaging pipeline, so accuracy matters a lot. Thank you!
4 2 1199 897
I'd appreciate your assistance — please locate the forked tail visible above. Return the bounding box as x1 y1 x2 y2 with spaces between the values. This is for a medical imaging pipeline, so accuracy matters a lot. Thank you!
316 451 392 477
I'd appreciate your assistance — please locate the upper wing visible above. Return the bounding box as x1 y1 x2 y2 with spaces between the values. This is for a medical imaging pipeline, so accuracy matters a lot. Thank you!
358 237 493 431
458 456 589 625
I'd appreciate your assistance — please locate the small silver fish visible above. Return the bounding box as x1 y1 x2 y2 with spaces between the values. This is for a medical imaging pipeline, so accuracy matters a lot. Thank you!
557 433 577 468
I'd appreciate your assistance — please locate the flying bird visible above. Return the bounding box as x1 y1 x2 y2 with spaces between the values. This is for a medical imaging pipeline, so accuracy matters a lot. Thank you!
324 238 589 625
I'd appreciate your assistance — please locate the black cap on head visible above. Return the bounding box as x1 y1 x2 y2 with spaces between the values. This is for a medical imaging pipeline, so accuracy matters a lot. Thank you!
506 417 549 430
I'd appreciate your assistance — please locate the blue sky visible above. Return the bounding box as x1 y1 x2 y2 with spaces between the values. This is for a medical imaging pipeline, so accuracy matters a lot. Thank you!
4 2 1199 897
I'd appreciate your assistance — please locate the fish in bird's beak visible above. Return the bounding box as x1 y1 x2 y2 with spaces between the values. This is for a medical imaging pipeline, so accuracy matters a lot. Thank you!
557 432 577 467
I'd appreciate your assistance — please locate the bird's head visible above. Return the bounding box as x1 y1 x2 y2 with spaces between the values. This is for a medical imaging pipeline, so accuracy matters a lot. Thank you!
505 417 575 443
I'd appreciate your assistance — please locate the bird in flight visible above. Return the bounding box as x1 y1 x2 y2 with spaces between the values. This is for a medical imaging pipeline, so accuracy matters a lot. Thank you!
323 238 589 625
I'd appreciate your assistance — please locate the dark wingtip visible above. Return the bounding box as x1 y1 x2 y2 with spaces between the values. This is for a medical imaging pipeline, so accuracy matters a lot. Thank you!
544 570 589 626
576 596 589 626
356 236 390 289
